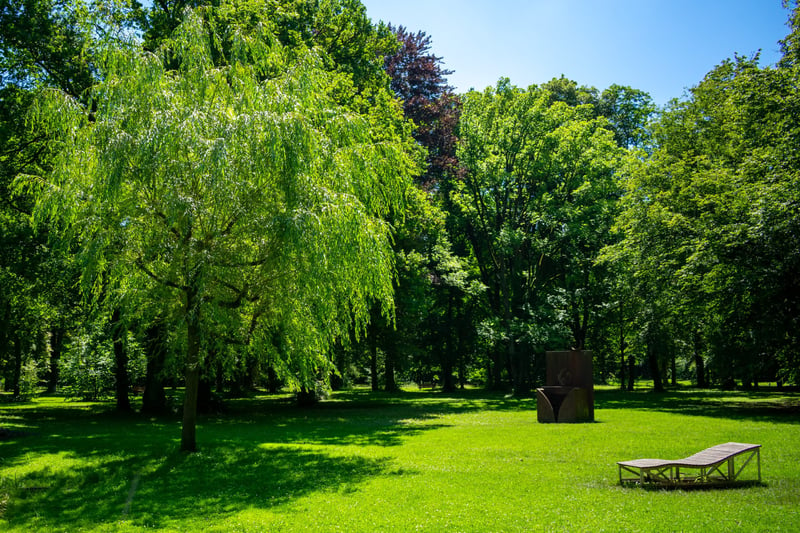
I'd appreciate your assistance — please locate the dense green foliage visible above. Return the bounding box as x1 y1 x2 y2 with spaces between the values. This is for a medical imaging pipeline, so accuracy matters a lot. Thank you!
453 80 623 392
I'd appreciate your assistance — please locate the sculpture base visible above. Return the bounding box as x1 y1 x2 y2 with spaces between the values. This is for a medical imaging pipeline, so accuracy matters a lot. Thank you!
536 386 592 423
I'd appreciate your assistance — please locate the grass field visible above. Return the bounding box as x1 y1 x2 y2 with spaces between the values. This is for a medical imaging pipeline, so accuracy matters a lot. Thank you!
1 385 799 532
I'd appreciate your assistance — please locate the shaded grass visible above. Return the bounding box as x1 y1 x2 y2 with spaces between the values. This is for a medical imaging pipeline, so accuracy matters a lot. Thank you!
1 387 799 531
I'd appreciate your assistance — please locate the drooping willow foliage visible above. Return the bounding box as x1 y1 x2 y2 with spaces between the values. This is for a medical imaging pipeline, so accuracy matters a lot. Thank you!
25 8 420 450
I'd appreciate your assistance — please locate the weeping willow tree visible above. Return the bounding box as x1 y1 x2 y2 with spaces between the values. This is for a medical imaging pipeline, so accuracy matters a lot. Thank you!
24 7 418 451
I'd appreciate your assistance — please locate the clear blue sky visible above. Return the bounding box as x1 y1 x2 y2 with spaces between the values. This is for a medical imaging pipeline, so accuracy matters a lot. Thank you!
360 0 791 106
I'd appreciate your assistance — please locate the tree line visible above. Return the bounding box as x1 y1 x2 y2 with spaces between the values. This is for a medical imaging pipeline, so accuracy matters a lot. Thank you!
2 1 798 449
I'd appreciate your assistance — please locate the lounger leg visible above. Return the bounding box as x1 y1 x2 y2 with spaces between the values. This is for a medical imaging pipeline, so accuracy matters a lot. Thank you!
757 449 761 483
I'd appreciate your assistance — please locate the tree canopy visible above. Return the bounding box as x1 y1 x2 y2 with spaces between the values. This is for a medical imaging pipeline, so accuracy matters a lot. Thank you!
23 6 418 450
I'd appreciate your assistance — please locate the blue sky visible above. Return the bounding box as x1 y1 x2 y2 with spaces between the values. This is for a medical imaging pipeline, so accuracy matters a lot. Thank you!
360 0 791 106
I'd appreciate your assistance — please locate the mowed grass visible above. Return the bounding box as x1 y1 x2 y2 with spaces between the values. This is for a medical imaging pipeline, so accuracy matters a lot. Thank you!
1 386 799 532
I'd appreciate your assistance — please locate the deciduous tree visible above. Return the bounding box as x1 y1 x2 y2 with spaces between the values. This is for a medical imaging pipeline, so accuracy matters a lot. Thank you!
25 8 417 450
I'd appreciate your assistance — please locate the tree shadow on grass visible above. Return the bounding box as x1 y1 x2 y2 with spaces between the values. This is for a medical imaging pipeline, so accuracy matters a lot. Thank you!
596 388 800 424
0 390 534 530
207 388 536 448
4 442 389 530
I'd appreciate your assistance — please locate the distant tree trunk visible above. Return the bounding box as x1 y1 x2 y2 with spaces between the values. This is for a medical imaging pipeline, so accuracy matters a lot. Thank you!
571 290 589 351
112 308 131 412
441 354 455 392
626 353 635 391
216 357 225 395
648 343 664 392
384 337 397 392
441 294 457 393
232 354 258 396
197 349 217 411
197 377 214 413
620 350 626 390
142 320 167 414
12 334 22 397
670 353 677 387
47 326 65 393
266 367 280 393
693 331 706 388
370 335 379 392
181 287 202 452
456 313 467 390
491 346 503 390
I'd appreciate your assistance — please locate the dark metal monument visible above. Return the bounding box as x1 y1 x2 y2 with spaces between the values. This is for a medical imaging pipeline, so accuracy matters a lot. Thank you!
536 350 594 423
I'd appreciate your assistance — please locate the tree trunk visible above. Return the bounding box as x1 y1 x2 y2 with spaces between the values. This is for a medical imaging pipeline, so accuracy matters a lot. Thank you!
266 367 280 393
216 357 225 395
47 326 65 393
693 331 706 388
142 321 167 414
384 338 397 392
370 336 379 392
441 294 456 393
441 354 455 392
491 346 504 390
670 353 677 387
648 343 664 392
509 337 529 396
197 378 214 413
12 334 22 398
112 308 131 412
181 290 201 452
626 352 635 391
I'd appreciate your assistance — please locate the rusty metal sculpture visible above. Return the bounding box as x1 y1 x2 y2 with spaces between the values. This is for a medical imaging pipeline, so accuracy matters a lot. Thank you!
536 350 594 423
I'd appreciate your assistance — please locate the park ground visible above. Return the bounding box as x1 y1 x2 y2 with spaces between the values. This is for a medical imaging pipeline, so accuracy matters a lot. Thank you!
1 384 799 532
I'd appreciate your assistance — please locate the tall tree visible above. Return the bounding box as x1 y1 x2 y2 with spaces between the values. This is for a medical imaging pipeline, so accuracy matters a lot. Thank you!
608 42 800 388
0 0 109 396
25 8 418 450
453 79 621 393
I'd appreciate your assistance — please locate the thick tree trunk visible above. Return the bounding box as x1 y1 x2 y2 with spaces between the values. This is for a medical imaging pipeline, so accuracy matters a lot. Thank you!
441 356 455 392
181 290 202 453
112 308 131 412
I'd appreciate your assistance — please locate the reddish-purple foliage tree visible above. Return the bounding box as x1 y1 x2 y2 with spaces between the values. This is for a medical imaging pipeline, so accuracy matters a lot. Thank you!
384 25 460 188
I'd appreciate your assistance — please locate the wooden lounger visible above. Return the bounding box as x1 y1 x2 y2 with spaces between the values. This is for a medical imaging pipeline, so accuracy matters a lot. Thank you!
618 442 761 486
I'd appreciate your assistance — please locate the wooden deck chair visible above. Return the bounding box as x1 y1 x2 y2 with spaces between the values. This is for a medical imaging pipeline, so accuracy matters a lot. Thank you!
618 442 761 486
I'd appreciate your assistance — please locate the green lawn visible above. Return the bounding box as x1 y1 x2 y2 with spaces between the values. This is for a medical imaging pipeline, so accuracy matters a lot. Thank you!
1 386 799 532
